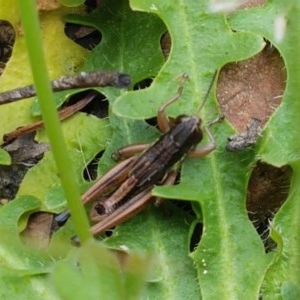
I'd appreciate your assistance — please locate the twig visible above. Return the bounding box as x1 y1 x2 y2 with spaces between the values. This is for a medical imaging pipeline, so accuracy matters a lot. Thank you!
0 71 130 105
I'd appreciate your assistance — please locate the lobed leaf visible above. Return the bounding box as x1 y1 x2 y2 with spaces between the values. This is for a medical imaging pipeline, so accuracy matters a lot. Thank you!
0 148 11 165
1 0 299 298
229 1 300 297
0 196 57 299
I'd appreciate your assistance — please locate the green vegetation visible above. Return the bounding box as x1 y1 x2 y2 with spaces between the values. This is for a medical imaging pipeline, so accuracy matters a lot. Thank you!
0 0 299 299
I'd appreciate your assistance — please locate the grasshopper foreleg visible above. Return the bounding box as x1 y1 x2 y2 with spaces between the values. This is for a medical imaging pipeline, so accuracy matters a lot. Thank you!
188 114 224 158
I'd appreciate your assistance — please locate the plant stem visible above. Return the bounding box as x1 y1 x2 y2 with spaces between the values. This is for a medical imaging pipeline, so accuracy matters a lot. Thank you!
17 0 92 243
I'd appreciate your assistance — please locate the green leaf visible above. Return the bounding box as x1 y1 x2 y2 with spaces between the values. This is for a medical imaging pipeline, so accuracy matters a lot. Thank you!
0 148 11 165
104 205 200 299
2 0 299 298
0 1 87 139
107 0 270 298
0 275 58 300
44 184 68 212
17 113 111 207
63 0 274 298
67 0 166 81
113 0 265 119
52 241 123 299
0 196 57 299
30 0 166 115
228 1 300 297
281 280 300 300
0 196 52 273
52 240 149 300
228 0 300 165
62 0 168 172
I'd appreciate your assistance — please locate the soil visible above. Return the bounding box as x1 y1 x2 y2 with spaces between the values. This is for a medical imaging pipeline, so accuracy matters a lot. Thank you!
217 43 286 131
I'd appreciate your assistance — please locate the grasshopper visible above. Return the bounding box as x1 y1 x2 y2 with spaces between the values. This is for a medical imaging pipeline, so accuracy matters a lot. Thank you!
55 73 223 239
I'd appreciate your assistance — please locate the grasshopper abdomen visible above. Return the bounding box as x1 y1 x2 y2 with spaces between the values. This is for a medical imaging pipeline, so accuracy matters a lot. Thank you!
129 116 202 187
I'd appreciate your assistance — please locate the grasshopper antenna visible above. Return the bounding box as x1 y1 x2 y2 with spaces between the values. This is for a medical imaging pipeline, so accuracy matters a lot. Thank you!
196 70 218 115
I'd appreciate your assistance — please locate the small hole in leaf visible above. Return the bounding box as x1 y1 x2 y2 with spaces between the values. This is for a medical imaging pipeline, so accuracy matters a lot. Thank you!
217 42 286 132
80 93 108 119
103 228 115 237
0 133 49 200
189 222 203 252
133 78 153 90
64 23 102 50
145 116 158 128
21 212 53 248
83 150 105 181
168 170 196 214
62 90 109 119
0 20 15 77
160 31 171 59
84 0 101 12
246 161 292 252
173 199 195 217
173 168 182 185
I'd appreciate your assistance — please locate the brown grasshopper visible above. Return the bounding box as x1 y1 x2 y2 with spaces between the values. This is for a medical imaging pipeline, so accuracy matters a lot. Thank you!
55 73 223 239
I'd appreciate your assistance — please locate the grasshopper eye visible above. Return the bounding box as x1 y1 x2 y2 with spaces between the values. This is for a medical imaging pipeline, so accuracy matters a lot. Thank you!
94 202 106 215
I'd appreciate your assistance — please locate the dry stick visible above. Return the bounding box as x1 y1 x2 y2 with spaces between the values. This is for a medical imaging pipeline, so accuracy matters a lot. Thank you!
0 71 130 105
3 91 97 143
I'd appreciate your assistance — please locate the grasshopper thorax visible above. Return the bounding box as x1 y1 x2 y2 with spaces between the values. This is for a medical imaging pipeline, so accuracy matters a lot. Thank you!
172 114 203 146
